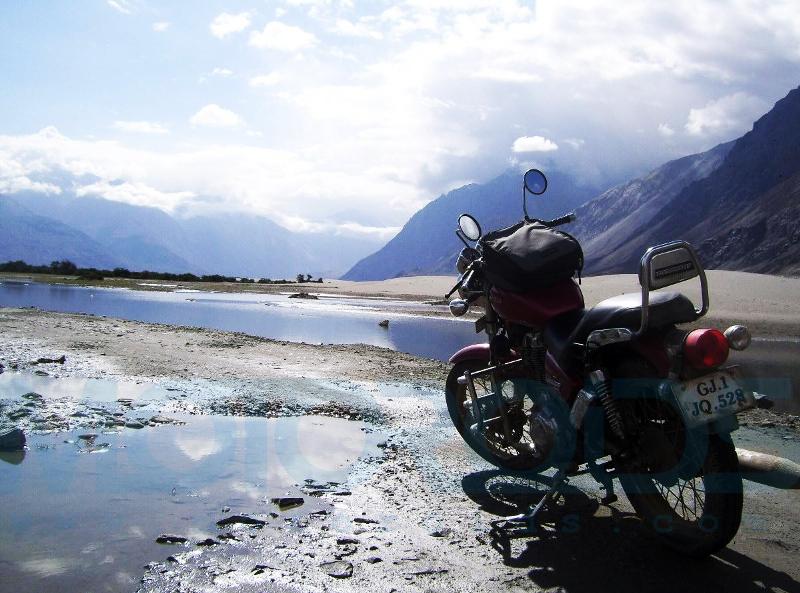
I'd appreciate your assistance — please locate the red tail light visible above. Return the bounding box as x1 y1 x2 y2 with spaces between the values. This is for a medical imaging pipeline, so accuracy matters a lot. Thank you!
684 329 729 369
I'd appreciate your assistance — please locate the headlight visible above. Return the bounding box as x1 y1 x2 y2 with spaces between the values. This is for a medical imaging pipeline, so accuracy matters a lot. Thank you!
449 299 469 316
724 325 751 351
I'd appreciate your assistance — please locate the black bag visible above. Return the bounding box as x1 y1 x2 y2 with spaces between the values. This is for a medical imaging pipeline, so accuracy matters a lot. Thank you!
481 221 583 291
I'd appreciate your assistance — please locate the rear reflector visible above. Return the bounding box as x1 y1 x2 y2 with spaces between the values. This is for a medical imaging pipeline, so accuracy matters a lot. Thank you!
684 328 730 369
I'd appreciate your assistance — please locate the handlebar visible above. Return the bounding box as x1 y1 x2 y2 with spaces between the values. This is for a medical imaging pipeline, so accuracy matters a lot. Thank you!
445 264 474 299
541 212 576 227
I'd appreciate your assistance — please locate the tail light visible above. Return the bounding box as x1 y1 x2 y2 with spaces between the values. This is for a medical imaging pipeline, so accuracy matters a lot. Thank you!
684 328 729 369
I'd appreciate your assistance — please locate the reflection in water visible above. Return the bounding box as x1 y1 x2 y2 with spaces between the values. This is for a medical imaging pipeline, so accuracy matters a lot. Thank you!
0 450 26 465
0 282 484 361
0 415 381 593
0 372 170 403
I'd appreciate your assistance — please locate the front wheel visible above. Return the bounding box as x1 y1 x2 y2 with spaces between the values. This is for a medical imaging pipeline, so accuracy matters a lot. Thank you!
620 431 743 557
445 360 541 471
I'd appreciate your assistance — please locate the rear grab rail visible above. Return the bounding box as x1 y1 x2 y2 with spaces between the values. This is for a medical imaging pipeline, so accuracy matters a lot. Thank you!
638 240 709 335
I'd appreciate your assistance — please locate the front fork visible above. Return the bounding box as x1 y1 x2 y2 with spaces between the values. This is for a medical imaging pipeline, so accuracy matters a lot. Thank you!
459 358 523 442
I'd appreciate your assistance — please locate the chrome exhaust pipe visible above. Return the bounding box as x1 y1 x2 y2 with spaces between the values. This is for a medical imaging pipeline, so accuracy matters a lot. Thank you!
736 448 800 489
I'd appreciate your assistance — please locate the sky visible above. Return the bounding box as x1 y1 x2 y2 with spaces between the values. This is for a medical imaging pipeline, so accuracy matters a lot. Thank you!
0 0 799 241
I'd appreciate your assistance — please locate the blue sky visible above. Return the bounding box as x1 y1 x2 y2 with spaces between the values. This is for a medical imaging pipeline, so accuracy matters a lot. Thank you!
1 1 799 239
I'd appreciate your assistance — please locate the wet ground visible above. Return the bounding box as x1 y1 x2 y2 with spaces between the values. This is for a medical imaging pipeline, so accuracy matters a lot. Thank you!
0 308 799 593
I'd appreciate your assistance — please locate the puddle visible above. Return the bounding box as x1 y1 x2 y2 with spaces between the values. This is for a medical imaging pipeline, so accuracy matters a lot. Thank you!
0 414 382 593
0 372 172 404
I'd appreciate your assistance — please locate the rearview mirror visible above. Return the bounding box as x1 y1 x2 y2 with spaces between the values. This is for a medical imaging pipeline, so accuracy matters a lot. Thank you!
523 169 547 195
458 214 482 241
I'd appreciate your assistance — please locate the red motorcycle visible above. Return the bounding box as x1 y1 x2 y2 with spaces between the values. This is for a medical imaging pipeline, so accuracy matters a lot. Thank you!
444 168 772 556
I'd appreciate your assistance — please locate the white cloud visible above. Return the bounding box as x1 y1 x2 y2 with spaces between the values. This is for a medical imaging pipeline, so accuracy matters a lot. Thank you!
563 138 585 150
152 21 170 32
249 73 282 87
189 104 244 128
249 21 318 52
106 0 132 15
0 127 417 238
210 12 251 39
512 136 559 153
76 180 195 211
211 67 234 77
112 120 169 135
331 18 383 39
685 92 769 137
657 123 675 137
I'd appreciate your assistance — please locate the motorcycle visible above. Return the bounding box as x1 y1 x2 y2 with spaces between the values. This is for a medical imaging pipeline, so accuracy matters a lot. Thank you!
444 168 799 557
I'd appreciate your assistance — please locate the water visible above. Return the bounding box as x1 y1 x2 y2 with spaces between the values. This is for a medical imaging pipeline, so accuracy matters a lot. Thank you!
0 372 172 403
0 282 484 361
0 414 381 593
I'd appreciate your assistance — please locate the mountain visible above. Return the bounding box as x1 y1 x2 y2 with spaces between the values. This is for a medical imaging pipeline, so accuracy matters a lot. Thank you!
345 84 800 280
1 190 382 278
580 85 800 276
0 196 122 269
343 169 602 280
570 141 734 273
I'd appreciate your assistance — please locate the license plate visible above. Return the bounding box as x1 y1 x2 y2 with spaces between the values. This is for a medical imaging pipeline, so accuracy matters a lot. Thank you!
671 366 755 428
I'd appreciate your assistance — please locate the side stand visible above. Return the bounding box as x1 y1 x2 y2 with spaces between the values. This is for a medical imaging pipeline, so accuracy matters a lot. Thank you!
492 467 568 533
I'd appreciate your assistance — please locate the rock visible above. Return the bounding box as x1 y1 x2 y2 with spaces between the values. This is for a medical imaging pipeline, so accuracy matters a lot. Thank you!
34 355 66 365
21 392 43 401
430 528 453 538
125 421 145 429
149 416 175 424
366 557 383 564
33 370 48 377
270 497 304 511
8 408 30 420
196 538 219 546
320 560 353 579
78 434 97 441
378 319 390 328
216 515 266 527
353 517 379 524
0 428 26 451
156 534 188 544
337 537 359 545
289 292 319 300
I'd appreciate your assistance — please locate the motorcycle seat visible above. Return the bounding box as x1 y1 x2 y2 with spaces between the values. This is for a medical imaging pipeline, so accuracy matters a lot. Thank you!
544 291 698 370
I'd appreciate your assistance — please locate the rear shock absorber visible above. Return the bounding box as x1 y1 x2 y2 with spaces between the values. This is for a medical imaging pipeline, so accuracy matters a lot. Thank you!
589 369 625 441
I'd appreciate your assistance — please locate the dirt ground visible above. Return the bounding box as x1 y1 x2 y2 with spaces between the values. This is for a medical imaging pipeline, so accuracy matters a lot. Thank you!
1 308 799 593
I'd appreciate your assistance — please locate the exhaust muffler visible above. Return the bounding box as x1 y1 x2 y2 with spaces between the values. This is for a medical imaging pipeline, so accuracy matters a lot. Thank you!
736 448 800 489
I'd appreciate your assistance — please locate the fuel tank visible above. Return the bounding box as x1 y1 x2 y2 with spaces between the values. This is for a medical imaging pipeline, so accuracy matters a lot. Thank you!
490 279 584 328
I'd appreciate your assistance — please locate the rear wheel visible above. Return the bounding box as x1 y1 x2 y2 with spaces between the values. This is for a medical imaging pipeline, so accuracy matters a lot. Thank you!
446 360 541 471
615 361 743 557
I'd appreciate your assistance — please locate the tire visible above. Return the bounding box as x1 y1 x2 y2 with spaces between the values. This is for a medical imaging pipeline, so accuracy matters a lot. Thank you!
445 360 540 471
620 432 742 557
613 358 743 557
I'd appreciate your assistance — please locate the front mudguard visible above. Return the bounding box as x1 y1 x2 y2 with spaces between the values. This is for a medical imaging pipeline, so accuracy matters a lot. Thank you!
449 343 491 366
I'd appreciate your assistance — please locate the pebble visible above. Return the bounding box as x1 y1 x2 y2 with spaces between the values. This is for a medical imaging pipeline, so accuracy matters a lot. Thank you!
156 534 188 544
320 560 353 579
216 515 266 527
125 421 145 429
270 497 304 510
